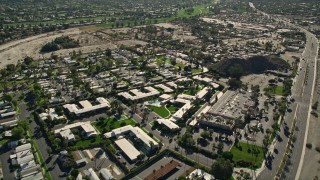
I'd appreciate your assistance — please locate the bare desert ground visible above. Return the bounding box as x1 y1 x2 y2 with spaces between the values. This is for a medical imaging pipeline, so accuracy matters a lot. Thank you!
0 26 148 69
0 28 82 68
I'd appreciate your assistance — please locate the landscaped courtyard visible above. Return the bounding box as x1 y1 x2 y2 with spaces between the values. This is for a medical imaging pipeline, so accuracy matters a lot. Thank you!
146 104 178 118
73 135 104 148
92 115 137 133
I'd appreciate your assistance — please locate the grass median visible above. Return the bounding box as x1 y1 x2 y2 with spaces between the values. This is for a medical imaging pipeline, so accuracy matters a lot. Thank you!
31 140 53 180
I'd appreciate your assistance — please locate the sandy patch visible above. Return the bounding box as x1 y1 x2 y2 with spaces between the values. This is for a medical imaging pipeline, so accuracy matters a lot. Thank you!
0 28 81 68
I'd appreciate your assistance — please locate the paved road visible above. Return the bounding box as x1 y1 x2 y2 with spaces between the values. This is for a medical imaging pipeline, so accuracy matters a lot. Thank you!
19 102 66 180
0 147 16 180
250 2 319 180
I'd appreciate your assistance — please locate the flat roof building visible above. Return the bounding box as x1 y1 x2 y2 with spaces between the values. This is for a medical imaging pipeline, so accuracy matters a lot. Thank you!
156 119 180 130
177 94 196 100
159 94 173 102
21 172 43 180
54 122 98 142
145 160 180 180
166 81 178 89
15 143 32 153
63 97 110 116
99 168 114 180
196 87 209 99
115 138 141 162
169 98 193 122
208 90 254 121
118 86 160 101
85 168 100 180
193 75 220 89
104 125 158 151
39 108 65 121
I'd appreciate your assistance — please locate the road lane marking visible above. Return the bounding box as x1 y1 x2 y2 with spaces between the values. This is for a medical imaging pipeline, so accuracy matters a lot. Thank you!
295 36 319 180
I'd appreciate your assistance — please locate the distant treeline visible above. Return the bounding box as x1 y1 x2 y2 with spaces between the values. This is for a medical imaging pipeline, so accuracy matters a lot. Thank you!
40 36 79 53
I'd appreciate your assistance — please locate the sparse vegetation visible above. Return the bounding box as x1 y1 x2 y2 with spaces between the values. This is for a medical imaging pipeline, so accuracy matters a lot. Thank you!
306 143 313 149
40 36 79 53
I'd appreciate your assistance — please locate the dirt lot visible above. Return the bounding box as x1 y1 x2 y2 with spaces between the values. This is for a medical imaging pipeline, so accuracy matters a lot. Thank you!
0 28 82 68
155 23 198 41
300 112 320 179
0 26 148 69
280 51 301 65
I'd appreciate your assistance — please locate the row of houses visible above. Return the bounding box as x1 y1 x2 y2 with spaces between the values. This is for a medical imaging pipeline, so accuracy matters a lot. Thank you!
0 101 18 129
10 143 43 180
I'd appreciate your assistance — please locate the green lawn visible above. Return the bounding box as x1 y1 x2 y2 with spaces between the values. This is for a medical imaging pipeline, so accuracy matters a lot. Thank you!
96 4 210 29
32 140 53 180
146 105 170 118
96 23 116 28
0 139 9 147
175 63 185 69
92 116 137 133
167 105 177 112
183 87 202 95
74 135 104 148
192 69 203 74
265 86 284 96
177 5 209 18
230 142 266 169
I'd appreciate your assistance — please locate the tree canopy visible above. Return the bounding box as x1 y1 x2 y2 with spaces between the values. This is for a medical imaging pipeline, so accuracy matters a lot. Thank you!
211 158 234 180
40 36 79 53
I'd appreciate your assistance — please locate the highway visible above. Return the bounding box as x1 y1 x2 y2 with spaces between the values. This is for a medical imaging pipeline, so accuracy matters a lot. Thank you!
249 2 319 180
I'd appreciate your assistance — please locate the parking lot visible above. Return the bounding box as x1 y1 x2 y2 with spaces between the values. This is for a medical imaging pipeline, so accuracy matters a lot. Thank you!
0 146 17 180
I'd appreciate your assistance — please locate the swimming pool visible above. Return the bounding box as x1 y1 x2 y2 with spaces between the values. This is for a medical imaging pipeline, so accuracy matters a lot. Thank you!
148 100 161 105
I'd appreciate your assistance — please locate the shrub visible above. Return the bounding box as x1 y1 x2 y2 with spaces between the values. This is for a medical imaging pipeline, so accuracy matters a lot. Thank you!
306 143 313 149
120 122 126 127
222 151 233 160
71 169 79 178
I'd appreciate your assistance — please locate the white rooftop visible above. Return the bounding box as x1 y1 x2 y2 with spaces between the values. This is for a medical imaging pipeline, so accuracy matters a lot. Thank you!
178 94 196 100
63 97 110 115
115 138 141 161
159 94 173 101
54 122 98 140
15 143 32 153
196 87 209 99
118 86 160 101
157 119 180 130
104 125 158 149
